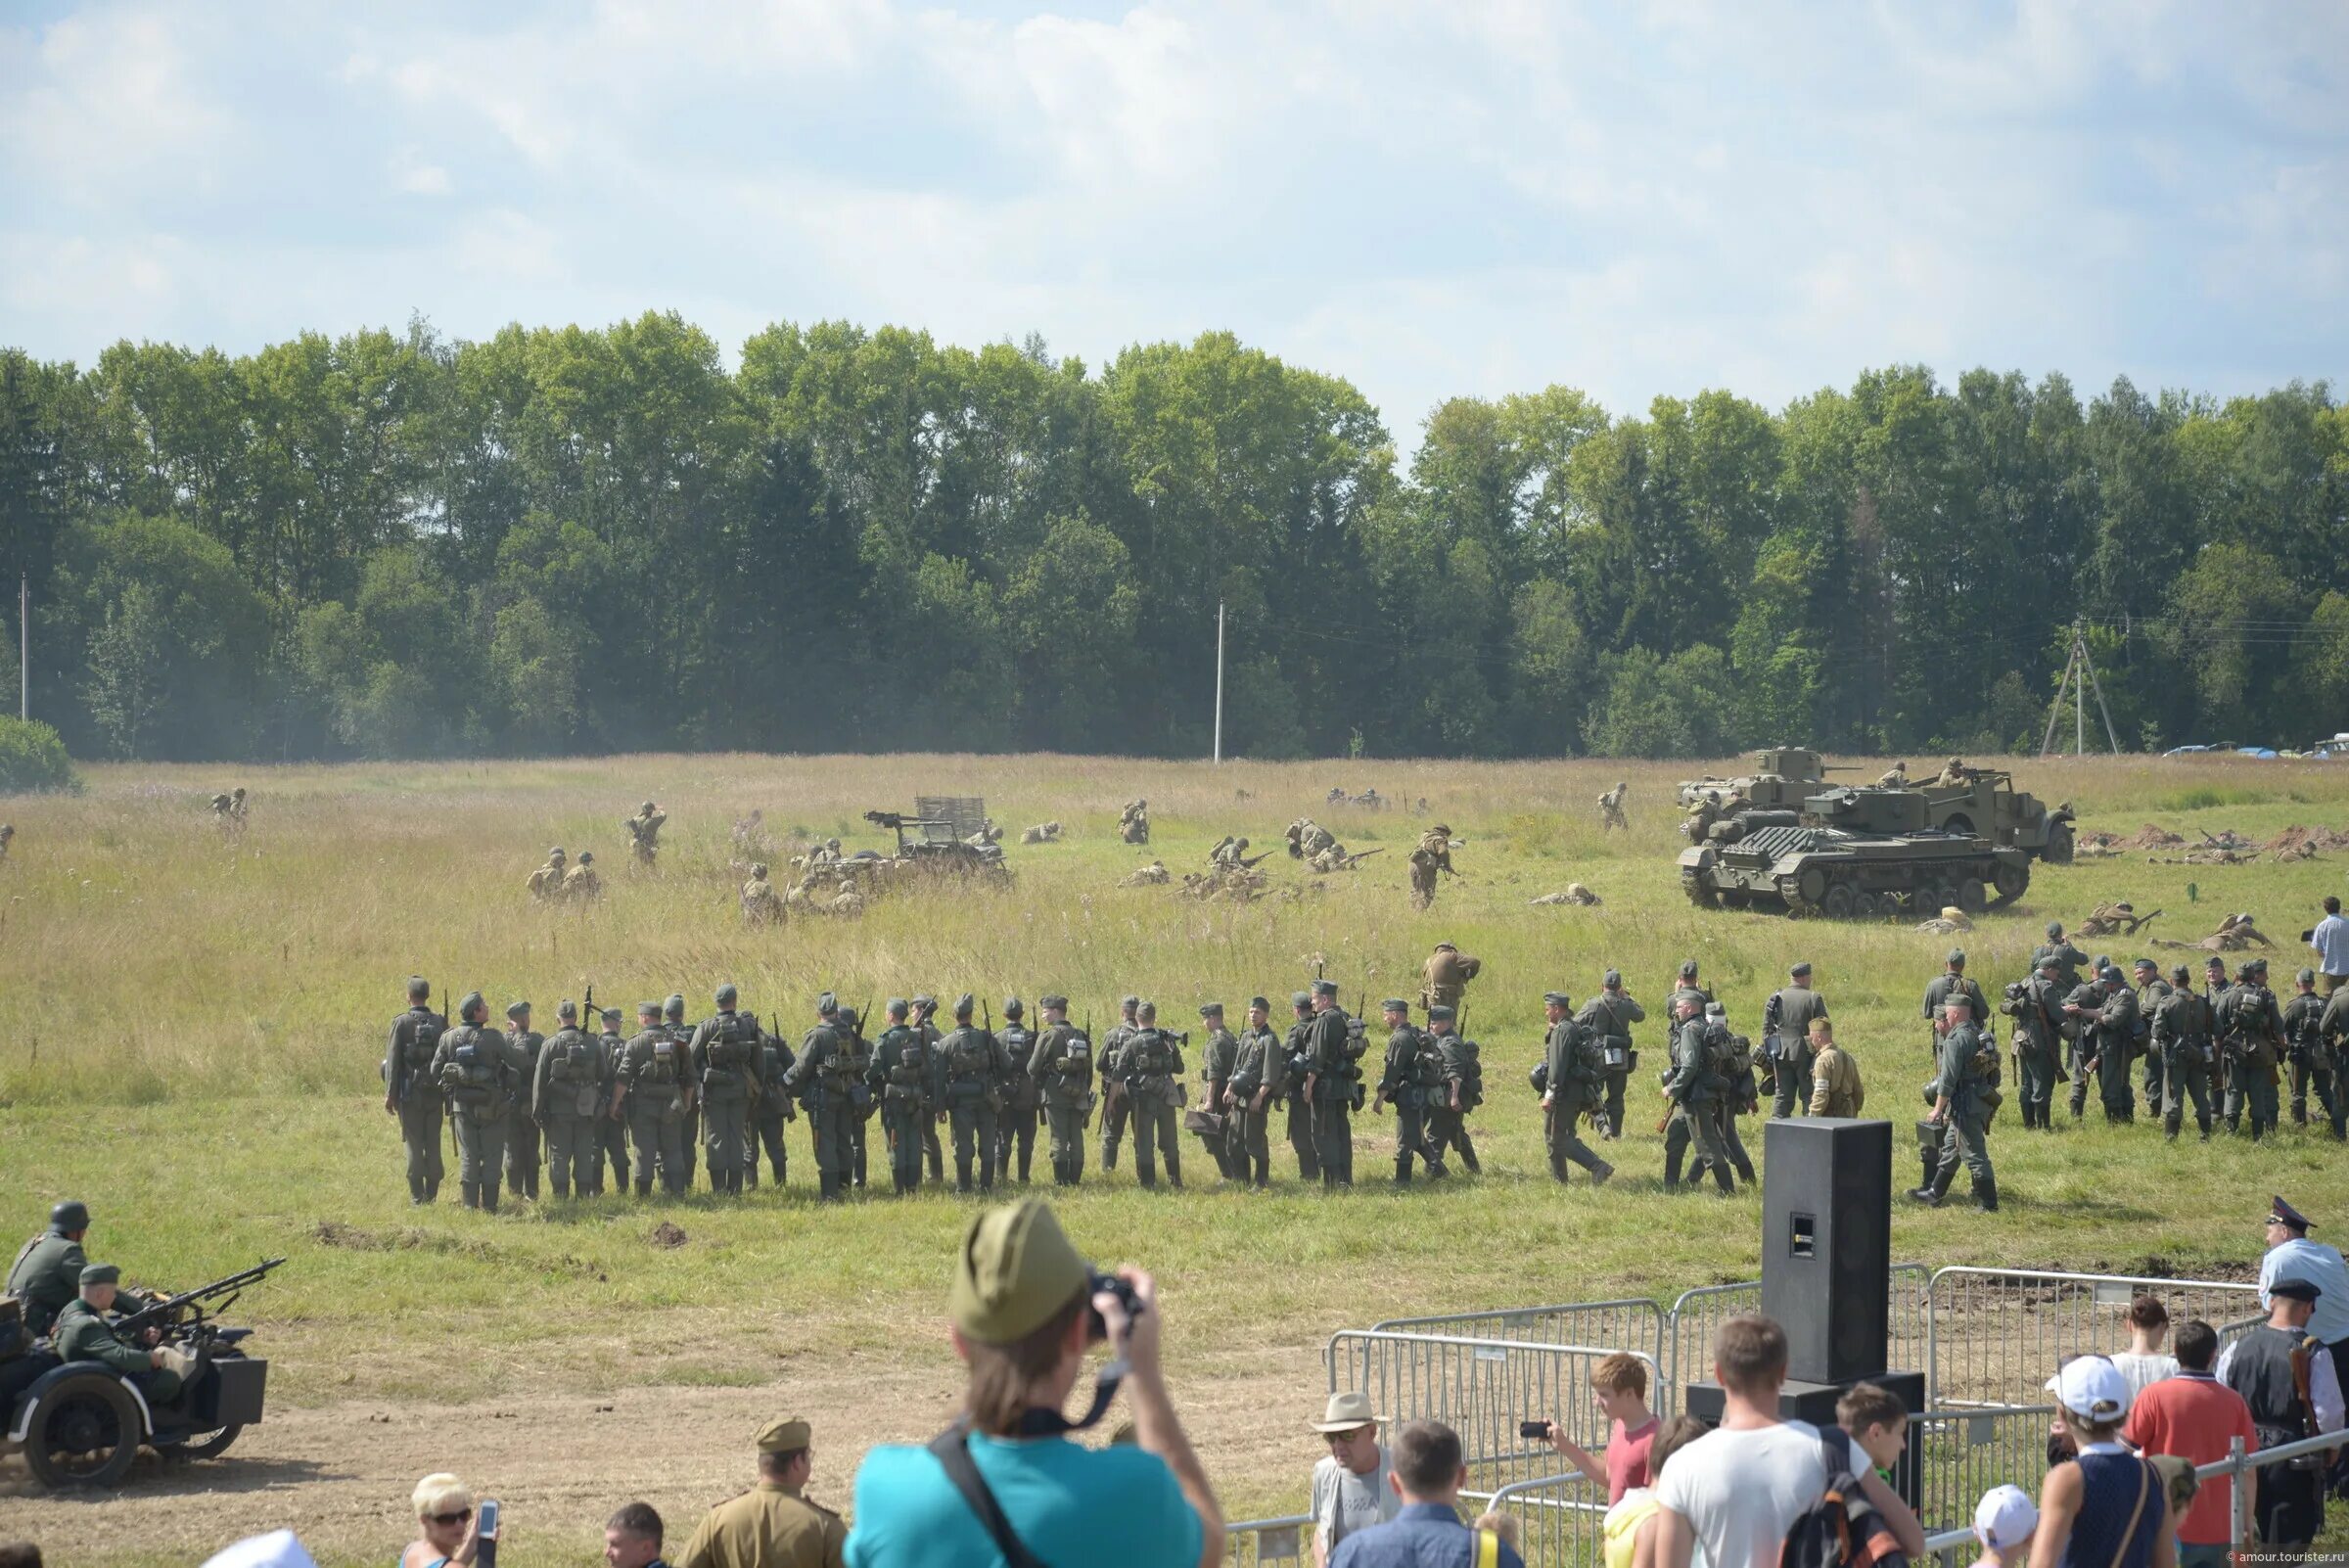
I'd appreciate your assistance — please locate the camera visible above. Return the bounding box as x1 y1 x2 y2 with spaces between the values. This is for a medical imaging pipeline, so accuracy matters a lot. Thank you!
1518 1420 1551 1441
1085 1267 1145 1343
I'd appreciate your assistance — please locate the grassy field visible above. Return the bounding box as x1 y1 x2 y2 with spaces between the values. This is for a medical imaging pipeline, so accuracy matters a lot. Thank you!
5 750 2349 1565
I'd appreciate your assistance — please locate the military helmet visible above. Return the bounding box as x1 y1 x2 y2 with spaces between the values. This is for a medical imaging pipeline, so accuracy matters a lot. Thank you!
665 993 686 1022
751 862 768 878
716 983 739 1007
50 1200 89 1232
836 1007 859 1030
2046 921 2064 939
577 851 594 864
642 800 657 813
1679 959 1700 980
549 846 566 859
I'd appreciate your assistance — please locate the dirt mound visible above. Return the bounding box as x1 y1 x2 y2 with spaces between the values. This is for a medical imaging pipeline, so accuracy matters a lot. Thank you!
2266 826 2349 854
2121 824 2185 849
648 1220 689 1249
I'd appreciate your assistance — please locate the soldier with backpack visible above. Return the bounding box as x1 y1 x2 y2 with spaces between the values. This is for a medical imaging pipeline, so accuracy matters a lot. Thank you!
688 984 765 1195
1911 994 2000 1211
1424 1005 1482 1175
1539 992 1615 1187
383 975 447 1204
431 992 527 1212
532 998 604 1200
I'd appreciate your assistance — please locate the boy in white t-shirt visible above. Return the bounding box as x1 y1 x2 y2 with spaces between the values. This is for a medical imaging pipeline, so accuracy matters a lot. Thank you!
1652 1314 1926 1568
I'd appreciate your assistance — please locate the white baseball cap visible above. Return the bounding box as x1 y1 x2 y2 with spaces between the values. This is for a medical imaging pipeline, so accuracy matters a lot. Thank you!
1972 1484 2039 1551
2044 1356 2132 1422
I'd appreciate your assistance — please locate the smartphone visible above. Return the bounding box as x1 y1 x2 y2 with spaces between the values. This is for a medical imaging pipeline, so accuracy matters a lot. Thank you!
478 1499 500 1540
1518 1420 1549 1441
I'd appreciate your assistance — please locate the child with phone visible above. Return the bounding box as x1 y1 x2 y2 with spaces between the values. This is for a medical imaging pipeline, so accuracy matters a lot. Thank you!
1540 1352 1660 1505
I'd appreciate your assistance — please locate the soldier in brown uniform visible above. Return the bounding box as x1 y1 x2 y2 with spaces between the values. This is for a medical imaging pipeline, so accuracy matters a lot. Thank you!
1421 943 1481 1014
742 862 784 925
677 1416 846 1568
563 850 602 903
528 847 568 899
1807 1019 1865 1117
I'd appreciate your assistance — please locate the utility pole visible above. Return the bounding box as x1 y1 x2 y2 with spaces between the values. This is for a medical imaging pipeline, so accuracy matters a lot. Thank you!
1212 600 1225 764
17 571 25 722
2040 621 2120 757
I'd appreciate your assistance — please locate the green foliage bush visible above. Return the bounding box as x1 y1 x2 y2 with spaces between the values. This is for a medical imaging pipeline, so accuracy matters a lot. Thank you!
0 715 82 794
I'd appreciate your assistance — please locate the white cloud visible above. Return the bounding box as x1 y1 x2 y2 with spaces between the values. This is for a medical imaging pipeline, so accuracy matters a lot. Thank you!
389 148 451 197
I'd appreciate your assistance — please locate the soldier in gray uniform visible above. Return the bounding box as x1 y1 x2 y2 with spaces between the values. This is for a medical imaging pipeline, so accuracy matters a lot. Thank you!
1197 1003 1241 1179
2152 962 2215 1140
1282 992 1320 1181
1305 980 1358 1186
1028 994 1093 1186
1226 996 1281 1189
382 976 447 1204
1373 1000 1443 1184
2085 966 2142 1123
2218 957 2287 1138
2061 968 2106 1120
2033 922 2089 993
992 997 1041 1184
1123 1002 1186 1188
2319 977 2349 1140
1696 1002 1761 1187
940 994 1007 1192
688 984 765 1195
1661 995 1734 1193
1911 995 1998 1210
2204 955 2239 1131
664 994 699 1188
503 1001 545 1200
1998 954 2066 1130
2132 958 2172 1117
596 1006 630 1195
532 999 603 1199
1540 991 1615 1186
620 999 692 1195
2282 967 2332 1129
1098 995 1140 1172
906 995 945 1182
1576 971 1644 1140
1424 1004 1482 1174
1922 952 1987 1059
1669 958 1714 1016
748 1019 797 1189
432 992 525 1211
782 993 856 1201
1764 963 1829 1119
870 999 938 1195
7 1200 90 1338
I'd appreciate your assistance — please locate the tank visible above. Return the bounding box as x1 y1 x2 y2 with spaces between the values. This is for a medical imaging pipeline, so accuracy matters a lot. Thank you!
1676 748 1849 812
1679 787 2031 918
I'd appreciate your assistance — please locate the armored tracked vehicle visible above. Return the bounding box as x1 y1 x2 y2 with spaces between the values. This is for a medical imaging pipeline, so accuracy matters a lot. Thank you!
1676 748 1853 812
1679 787 2030 919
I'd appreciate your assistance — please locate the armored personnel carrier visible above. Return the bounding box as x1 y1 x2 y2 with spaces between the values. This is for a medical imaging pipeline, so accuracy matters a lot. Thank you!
1915 768 2076 864
1679 787 2030 919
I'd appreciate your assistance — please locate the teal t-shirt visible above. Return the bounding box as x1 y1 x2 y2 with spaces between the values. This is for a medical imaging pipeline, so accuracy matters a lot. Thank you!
846 1431 1203 1568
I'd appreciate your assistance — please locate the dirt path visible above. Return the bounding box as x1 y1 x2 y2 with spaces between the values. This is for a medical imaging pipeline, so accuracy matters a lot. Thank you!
3 1344 1324 1565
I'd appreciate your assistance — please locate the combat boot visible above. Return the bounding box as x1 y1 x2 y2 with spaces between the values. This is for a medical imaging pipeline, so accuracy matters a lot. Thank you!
424 1177 440 1201
1393 1159 1413 1186
1591 1162 1616 1187
1974 1176 1999 1212
460 1180 480 1209
1663 1147 1684 1191
482 1183 500 1214
1459 1135 1481 1175
409 1177 426 1205
1711 1164 1734 1194
551 1178 570 1200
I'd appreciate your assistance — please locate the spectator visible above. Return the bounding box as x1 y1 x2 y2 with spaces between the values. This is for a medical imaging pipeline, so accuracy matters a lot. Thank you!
1653 1314 1923 1568
1601 1415 1709 1568
606 1502 669 1568
2123 1320 2255 1568
2109 1297 2180 1400
679 1418 844 1568
844 1199 1221 1568
1327 1419 1525 1568
403 1474 481 1568
1835 1383 1908 1480
1469 1512 1521 1555
1544 1351 1661 1504
0 1546 36 1568
1968 1485 2037 1568
2026 1358 2174 1568
2219 1276 2344 1559
1311 1391 1398 1567
2308 897 2349 996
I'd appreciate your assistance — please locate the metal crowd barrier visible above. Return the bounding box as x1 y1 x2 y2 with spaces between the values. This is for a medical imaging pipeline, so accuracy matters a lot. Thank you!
1325 1332 1658 1475
1222 1514 1311 1567
1482 1472 1609 1567
1370 1298 1669 1363
1661 1264 1928 1414
1922 1266 2260 1407
1895 1404 2056 1535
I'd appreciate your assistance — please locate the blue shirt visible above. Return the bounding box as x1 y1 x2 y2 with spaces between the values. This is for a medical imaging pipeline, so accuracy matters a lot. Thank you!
1329 1502 1528 1568
2313 915 2349 977
845 1432 1203 1568
2260 1237 2349 1345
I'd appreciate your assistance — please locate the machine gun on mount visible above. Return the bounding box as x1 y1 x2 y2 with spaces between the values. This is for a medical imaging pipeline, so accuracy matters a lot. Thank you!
861 798 1013 889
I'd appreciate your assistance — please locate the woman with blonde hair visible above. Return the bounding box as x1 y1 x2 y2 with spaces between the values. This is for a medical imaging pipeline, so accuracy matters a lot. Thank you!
402 1473 481 1568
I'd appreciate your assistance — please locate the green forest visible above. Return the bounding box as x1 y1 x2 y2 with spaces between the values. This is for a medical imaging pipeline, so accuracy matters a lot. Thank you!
0 313 2342 763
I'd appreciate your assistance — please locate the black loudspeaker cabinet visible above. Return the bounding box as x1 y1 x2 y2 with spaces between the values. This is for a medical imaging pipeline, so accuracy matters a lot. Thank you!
1761 1118 1891 1386
1682 1370 1926 1512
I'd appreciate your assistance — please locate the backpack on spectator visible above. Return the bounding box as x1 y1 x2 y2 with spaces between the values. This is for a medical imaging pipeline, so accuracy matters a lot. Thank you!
1778 1430 1911 1568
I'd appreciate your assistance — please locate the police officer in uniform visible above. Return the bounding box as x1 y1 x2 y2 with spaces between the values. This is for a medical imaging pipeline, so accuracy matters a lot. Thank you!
504 1000 545 1201
1424 1005 1482 1174
1576 971 1643 1139
383 976 447 1204
1539 991 1615 1186
1226 997 1281 1189
689 985 765 1195
8 1200 91 1338
1374 1000 1444 1184
596 1005 631 1195
992 997 1041 1185
1123 1002 1185 1189
870 999 940 1195
621 999 693 1196
1027 995 1092 1187
2151 963 2216 1141
1661 996 1734 1193
749 1017 797 1190
940 994 1007 1193
1911 995 1998 1210
1303 981 1355 1186
1197 1002 1241 1180
1764 962 1829 1119
533 999 603 1199
432 992 526 1211
782 994 857 1202
1282 992 1321 1182
1098 995 1140 1172
676 1416 846 1568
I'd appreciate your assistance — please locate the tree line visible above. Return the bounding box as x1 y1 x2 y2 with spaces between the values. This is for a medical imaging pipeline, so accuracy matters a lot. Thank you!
0 313 2342 764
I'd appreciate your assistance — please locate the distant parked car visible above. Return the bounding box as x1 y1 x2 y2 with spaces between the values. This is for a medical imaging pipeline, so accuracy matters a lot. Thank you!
2162 744 2221 756
2235 747 2280 760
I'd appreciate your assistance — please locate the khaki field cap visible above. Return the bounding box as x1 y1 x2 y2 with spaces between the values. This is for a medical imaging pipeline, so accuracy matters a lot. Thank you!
757 1416 811 1453
1313 1390 1382 1432
951 1199 1089 1343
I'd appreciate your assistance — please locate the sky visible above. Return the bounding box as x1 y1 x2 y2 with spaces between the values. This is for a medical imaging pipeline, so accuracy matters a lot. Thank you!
2 0 2343 444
